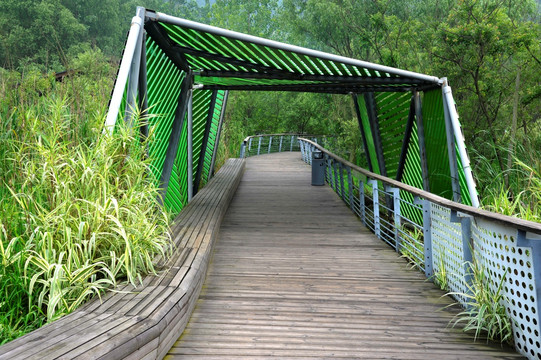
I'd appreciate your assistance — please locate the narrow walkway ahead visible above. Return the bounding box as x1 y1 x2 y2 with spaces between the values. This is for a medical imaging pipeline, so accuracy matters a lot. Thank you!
166 152 521 359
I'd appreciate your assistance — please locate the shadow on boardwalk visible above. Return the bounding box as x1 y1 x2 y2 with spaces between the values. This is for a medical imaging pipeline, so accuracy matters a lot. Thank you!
167 152 523 359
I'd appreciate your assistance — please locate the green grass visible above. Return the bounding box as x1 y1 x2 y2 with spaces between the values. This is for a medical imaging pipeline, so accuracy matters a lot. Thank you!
0 53 172 342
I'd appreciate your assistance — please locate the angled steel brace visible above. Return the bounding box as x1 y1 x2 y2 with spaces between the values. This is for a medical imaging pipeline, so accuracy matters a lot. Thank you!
364 92 387 177
194 90 218 195
145 21 191 73
395 96 415 182
138 30 149 141
414 91 430 192
158 74 192 205
351 94 373 172
442 84 461 203
208 91 228 180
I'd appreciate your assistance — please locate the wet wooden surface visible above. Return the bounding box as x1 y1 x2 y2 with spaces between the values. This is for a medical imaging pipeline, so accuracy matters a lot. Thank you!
167 152 522 359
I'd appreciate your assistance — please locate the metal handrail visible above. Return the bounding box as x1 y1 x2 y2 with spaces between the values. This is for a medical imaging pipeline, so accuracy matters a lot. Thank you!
300 138 541 235
298 137 541 359
239 134 329 158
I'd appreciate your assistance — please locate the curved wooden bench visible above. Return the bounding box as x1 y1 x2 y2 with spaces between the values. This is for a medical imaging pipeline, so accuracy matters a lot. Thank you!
0 158 245 360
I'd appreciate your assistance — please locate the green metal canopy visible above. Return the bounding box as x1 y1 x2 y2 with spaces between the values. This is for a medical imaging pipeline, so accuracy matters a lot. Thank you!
105 6 479 216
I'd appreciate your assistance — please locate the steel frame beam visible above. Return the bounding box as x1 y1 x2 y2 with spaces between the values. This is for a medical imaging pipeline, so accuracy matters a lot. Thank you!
193 90 218 195
145 21 190 73
395 96 415 182
351 94 373 172
442 86 461 203
138 31 149 141
414 91 430 192
209 91 228 180
199 84 437 94
364 92 387 177
158 74 191 204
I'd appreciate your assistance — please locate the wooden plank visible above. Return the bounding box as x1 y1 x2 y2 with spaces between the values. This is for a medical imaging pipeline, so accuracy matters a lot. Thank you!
169 152 522 359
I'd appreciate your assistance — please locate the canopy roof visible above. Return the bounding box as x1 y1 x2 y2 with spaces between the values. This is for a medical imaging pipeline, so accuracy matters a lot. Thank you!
145 10 442 94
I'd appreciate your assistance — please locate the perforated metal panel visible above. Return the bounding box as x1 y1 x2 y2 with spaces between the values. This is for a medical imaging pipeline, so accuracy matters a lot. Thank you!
473 218 541 359
431 204 469 303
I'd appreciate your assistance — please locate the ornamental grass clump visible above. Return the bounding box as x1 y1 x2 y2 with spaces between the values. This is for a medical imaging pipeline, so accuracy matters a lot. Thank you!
0 87 171 342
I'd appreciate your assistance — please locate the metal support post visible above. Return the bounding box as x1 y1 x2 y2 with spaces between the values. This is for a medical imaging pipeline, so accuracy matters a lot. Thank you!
333 161 340 193
158 75 191 204
194 90 218 195
137 31 149 141
187 89 193 202
279 136 283 152
240 142 246 158
364 92 387 176
389 187 401 252
124 7 145 126
370 180 380 238
209 91 228 180
442 82 462 203
104 12 144 133
248 137 253 151
268 136 273 154
290 136 294 151
359 180 366 225
443 82 479 207
414 91 430 192
396 97 415 182
347 166 354 211
517 230 541 335
352 94 374 172
257 136 262 155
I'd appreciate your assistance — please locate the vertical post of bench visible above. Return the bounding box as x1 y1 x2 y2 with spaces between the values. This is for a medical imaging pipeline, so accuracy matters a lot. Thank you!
258 136 262 155
369 179 380 238
347 166 354 211
279 136 283 152
389 187 401 252
359 179 366 225
268 136 273 154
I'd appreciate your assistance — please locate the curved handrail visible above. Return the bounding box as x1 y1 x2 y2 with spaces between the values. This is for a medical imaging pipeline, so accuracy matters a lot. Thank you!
239 133 329 158
300 137 541 235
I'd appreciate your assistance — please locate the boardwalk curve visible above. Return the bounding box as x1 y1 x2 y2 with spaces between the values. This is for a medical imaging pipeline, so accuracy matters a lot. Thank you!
167 152 521 359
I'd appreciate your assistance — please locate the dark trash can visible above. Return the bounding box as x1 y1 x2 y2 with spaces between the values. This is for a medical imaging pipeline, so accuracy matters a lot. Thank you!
311 151 325 186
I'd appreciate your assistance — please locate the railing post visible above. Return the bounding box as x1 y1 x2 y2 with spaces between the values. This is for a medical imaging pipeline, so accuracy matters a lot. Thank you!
240 141 246 158
359 179 366 225
328 159 335 191
279 136 283 152
333 161 340 195
369 180 380 238
422 199 433 279
451 211 473 287
347 166 354 211
257 136 262 155
290 136 294 151
339 162 345 201
268 136 273 154
389 187 401 252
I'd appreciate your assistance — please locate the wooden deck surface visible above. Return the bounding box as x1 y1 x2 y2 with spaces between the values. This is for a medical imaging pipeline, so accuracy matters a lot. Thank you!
166 152 522 359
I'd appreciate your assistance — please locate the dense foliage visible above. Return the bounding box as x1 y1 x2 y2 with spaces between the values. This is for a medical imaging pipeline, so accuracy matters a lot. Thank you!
1 0 541 344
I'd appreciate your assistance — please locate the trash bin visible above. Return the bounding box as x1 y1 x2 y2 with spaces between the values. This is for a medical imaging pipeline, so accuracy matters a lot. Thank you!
311 151 325 186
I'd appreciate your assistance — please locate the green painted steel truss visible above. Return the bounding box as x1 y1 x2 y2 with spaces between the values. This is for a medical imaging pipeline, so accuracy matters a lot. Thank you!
106 6 479 217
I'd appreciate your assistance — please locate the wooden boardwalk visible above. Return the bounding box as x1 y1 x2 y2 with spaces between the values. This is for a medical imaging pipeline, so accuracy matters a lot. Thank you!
167 152 522 359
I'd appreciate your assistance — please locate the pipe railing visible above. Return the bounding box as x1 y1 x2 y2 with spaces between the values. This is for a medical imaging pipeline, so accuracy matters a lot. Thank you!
299 138 541 360
239 134 329 158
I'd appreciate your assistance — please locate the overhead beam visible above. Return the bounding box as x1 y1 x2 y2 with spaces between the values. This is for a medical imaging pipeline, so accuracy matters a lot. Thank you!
395 96 415 182
199 70 429 86
145 20 191 73
351 94 373 172
199 84 437 94
364 92 387 177
193 90 218 195
159 74 191 205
